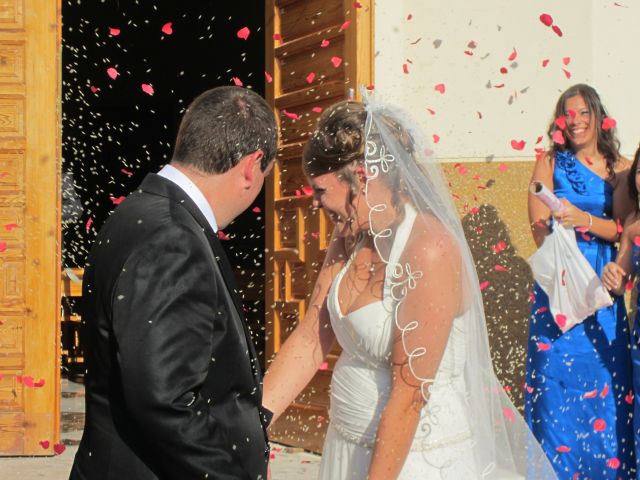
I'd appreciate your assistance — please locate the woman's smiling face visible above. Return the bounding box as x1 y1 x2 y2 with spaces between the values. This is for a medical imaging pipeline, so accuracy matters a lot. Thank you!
564 94 597 150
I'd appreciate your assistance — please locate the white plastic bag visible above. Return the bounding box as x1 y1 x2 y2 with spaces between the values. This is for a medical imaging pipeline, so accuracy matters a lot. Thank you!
528 224 613 333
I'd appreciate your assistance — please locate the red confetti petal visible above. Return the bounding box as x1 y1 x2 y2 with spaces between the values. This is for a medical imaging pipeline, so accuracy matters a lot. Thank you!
536 136 543 144
556 445 571 453
500 67 508 74
537 342 551 351
583 389 598 399
493 241 507 253
353 2 362 8
554 314 567 329
539 13 554 27
464 50 474 56
567 108 577 119
110 196 126 205
109 27 120 36
306 72 316 84
319 361 329 370
498 163 508 172
320 39 330 48
426 108 436 115
282 109 301 121
552 130 565 145
632 236 640 247
106 67 119 80
434 83 446 94
542 59 550 68
494 265 509 272
479 281 489 291
311 107 323 113
252 207 261 213
232 77 243 87
607 458 621 469
39 440 50 449
85 217 93 233
600 383 609 398
510 140 526 151
502 407 515 423
467 40 477 49
311 232 320 239
562 57 571 65
407 14 413 21
366 85 375 91
34 378 45 388
593 419 606 431
273 33 282 41
432 134 440 144
23 376 34 387
508 48 517 61
554 116 566 130
494 84 505 89
217 230 230 241
237 26 250 40
339 20 351 32
616 218 623 233
584 155 593 165
403 63 409 74
552 25 563 37
536 306 548 314
4 223 17 231
625 391 633 404
141 83 154 96
265 71 273 83
53 443 66 455
161 22 173 35
121 169 133 177
89 85 99 93
562 68 571 79
301 186 313 196
331 56 343 68
602 117 617 130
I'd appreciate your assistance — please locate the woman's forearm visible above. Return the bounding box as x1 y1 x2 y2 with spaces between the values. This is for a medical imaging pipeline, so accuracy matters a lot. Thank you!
367 390 424 480
262 312 335 424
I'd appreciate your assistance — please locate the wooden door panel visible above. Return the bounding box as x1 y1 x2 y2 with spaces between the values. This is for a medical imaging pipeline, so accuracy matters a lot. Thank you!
266 0 373 452
0 0 60 456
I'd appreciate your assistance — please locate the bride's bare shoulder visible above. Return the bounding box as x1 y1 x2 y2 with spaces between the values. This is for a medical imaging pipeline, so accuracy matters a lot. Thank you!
403 212 462 271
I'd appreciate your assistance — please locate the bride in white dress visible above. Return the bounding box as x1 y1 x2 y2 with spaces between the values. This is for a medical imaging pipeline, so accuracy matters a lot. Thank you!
263 96 556 479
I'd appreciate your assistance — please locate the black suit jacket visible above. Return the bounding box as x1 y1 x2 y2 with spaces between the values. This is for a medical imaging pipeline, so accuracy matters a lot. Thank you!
70 174 271 480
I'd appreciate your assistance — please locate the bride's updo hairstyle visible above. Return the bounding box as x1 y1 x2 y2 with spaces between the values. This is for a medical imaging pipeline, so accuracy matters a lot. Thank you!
303 100 412 206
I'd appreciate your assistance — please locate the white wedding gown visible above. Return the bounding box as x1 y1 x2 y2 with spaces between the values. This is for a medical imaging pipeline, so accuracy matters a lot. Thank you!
318 206 479 479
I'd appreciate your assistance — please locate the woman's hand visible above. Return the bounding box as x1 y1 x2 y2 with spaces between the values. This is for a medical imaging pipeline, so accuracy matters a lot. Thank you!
602 262 627 292
552 198 590 229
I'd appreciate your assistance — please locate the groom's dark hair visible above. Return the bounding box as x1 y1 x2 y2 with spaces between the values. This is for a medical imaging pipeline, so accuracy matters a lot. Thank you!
172 86 278 174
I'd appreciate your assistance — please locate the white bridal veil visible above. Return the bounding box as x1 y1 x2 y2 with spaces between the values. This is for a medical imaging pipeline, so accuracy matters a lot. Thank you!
361 91 556 479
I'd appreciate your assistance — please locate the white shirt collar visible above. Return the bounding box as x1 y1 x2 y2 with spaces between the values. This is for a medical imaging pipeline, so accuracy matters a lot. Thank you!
157 164 218 233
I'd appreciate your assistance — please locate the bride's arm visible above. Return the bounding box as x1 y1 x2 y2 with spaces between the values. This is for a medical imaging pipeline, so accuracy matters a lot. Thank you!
367 230 461 480
262 231 346 424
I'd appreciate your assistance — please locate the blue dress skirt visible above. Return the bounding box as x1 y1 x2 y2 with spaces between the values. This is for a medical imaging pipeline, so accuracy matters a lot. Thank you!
525 150 635 479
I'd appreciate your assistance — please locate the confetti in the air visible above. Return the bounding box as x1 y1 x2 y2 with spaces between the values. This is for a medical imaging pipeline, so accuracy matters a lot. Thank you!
434 83 446 94
306 72 316 84
602 117 617 130
109 27 121 36
141 83 154 95
510 140 525 151
161 22 173 35
237 26 250 40
331 56 343 68
106 67 119 80
320 39 330 48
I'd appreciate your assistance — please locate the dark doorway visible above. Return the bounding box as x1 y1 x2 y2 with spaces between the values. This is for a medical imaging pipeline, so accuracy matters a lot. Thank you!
61 0 268 376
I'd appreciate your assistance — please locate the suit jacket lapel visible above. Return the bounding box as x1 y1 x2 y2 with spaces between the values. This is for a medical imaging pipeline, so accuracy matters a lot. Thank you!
139 174 263 385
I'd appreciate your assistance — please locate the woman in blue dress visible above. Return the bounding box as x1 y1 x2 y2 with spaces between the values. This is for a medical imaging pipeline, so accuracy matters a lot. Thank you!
602 144 640 475
526 84 635 479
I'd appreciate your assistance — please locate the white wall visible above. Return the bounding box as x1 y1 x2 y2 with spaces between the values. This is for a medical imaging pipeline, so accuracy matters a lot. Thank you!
374 0 639 160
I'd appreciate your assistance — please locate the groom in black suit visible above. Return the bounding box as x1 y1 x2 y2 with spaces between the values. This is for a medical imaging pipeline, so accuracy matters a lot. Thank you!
70 86 277 480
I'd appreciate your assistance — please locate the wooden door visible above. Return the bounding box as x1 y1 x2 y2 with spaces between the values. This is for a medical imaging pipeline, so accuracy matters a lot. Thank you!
265 0 373 452
0 0 61 455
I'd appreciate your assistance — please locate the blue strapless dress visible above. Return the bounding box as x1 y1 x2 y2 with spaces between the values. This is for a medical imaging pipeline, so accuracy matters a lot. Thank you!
525 150 635 479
